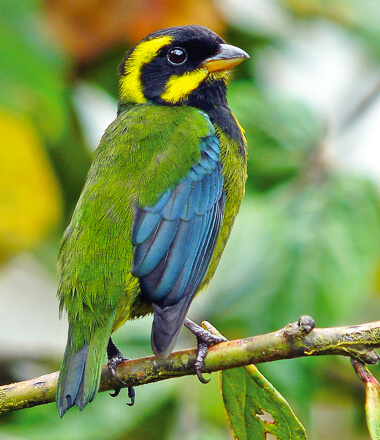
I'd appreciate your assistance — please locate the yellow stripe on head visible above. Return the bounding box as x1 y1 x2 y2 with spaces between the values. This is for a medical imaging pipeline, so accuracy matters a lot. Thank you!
161 69 229 104
120 35 173 104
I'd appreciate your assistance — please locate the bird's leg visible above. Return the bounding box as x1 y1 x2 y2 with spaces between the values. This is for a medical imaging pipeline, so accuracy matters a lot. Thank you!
107 338 135 405
184 318 227 384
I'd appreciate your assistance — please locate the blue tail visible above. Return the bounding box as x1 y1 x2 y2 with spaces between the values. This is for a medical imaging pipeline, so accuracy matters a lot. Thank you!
56 324 111 417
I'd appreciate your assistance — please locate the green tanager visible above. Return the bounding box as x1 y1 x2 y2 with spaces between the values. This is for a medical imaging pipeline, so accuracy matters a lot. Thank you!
56 25 248 417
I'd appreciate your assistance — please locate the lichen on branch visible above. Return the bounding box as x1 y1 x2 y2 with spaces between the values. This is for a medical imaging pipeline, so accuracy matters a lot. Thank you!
1 317 380 415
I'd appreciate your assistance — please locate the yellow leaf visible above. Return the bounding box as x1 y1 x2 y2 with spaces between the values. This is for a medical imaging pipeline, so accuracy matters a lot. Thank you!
0 109 62 260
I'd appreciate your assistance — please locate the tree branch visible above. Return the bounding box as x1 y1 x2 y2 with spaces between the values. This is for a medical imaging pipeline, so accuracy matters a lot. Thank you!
1 316 380 415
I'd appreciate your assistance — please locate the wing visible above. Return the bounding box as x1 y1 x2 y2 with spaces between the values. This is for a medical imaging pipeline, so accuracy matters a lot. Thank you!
131 133 225 357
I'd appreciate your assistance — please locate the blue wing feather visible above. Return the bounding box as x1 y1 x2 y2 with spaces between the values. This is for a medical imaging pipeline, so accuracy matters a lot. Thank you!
132 211 161 245
181 180 201 221
131 131 225 357
147 189 172 213
132 217 179 277
142 219 193 302
205 147 219 162
161 181 192 220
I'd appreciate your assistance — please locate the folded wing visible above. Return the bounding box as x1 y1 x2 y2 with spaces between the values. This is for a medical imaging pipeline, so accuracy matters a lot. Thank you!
131 134 225 357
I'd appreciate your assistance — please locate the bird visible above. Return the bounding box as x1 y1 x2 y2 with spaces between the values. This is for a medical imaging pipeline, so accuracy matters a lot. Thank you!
56 24 248 417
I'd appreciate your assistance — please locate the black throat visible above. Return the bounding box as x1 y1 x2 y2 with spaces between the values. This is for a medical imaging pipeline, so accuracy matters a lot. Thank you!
204 104 246 152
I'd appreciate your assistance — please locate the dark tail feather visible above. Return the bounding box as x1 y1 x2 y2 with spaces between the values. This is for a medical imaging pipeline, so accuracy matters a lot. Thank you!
56 322 112 417
151 297 191 358
56 344 89 417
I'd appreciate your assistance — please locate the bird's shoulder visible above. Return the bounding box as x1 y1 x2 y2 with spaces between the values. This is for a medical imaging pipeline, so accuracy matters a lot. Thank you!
96 104 217 205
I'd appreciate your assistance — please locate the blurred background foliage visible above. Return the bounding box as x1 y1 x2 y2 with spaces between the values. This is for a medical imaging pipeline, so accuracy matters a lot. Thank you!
0 0 379 439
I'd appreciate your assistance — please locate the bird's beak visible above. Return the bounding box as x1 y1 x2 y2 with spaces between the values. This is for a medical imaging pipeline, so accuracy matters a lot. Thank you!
203 44 249 72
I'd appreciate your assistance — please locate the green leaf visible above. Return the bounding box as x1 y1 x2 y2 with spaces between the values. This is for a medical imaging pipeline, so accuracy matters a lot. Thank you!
206 170 380 413
228 81 324 191
0 0 69 140
220 365 307 440
281 0 380 59
210 173 380 332
365 373 380 440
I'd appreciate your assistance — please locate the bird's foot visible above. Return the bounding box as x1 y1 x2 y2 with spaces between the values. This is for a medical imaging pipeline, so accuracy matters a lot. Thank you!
184 318 227 384
107 338 135 405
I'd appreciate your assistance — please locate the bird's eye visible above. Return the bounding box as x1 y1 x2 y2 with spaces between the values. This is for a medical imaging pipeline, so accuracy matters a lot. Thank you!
167 47 187 65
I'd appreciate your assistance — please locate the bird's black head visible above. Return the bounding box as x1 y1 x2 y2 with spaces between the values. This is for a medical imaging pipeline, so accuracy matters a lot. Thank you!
118 25 248 111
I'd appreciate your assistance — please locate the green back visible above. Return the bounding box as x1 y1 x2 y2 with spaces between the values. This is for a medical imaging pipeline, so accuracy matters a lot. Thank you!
57 104 214 344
